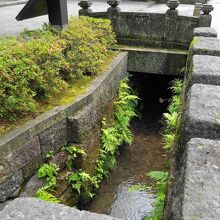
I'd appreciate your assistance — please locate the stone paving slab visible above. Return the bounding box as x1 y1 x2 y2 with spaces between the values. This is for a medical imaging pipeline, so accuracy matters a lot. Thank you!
182 138 220 220
184 84 220 140
0 197 121 220
192 36 220 56
0 0 195 37
190 55 220 86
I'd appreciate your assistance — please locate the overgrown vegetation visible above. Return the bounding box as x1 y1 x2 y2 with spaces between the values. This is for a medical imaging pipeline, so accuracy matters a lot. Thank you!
93 77 139 187
162 79 183 151
0 16 116 134
35 78 139 204
36 162 60 203
146 171 168 220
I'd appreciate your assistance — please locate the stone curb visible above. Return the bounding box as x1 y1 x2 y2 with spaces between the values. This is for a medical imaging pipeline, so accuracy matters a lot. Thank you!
0 0 27 8
0 197 121 220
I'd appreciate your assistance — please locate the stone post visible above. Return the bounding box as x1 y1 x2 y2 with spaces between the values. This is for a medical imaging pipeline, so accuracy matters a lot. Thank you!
107 0 121 34
165 0 179 42
193 3 202 17
78 0 92 16
198 4 213 27
166 0 179 16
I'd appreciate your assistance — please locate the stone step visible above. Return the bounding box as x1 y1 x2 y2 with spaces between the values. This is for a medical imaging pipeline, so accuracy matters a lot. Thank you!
183 83 220 141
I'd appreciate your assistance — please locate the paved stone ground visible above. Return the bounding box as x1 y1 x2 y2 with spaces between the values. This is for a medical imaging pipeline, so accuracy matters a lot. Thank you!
0 0 219 37
0 0 194 37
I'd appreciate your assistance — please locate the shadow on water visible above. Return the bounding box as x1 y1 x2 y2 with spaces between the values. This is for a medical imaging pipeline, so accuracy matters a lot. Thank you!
87 73 177 220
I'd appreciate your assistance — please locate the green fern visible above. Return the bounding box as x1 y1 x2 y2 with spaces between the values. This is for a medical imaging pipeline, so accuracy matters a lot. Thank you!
37 163 58 188
36 188 60 203
146 171 168 220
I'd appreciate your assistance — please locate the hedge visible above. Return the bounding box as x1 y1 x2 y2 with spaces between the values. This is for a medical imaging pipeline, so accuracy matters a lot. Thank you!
0 16 116 122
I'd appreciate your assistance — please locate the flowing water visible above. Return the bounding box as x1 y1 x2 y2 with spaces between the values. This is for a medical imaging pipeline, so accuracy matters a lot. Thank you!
88 74 175 220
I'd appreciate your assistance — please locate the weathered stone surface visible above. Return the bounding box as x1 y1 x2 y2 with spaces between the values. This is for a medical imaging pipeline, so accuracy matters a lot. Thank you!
19 174 44 198
0 106 66 159
0 171 23 202
67 102 102 143
0 198 121 220
183 84 220 141
193 27 217 38
182 138 220 220
22 155 42 180
114 12 198 49
192 37 220 56
67 53 128 143
118 46 187 76
0 136 41 184
39 120 67 158
190 55 220 86
50 151 68 170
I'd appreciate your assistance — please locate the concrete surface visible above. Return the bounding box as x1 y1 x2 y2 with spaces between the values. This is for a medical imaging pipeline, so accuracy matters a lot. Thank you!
0 1 219 38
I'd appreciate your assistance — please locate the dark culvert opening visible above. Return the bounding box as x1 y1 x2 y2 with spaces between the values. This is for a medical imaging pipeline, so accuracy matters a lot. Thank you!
87 73 182 220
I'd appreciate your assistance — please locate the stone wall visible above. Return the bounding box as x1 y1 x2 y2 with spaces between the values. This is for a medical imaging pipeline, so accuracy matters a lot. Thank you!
0 52 128 203
165 27 220 219
80 1 213 50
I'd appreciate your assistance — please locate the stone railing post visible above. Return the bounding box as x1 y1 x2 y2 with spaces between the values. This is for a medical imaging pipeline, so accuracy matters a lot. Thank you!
165 0 179 42
78 0 92 16
193 3 202 17
107 0 121 15
166 0 179 16
198 4 213 27
107 0 121 34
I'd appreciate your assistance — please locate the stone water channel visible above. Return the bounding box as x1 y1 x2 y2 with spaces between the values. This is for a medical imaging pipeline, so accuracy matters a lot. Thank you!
87 73 178 220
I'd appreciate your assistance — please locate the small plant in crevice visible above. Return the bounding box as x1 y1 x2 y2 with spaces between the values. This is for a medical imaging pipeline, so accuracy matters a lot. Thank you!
62 144 86 171
94 77 139 187
35 162 60 203
67 170 97 199
162 78 183 151
145 171 168 220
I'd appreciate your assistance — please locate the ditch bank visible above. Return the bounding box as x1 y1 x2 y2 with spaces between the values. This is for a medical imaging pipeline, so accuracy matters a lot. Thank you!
0 52 128 204
165 27 220 220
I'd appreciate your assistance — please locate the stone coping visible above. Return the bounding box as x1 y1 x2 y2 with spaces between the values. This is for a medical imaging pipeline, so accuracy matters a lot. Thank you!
192 36 220 57
190 55 220 86
182 138 220 220
184 83 220 140
0 198 121 220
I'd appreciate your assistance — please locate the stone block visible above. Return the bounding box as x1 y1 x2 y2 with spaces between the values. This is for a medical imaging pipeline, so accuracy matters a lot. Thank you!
19 175 44 198
182 138 220 220
119 46 187 76
22 155 42 180
193 27 217 38
0 198 120 220
67 102 102 143
39 119 67 158
0 171 23 202
0 136 41 184
183 84 220 141
192 37 220 56
190 55 220 86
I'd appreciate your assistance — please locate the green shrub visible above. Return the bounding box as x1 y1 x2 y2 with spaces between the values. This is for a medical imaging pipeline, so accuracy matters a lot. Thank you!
0 16 116 122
